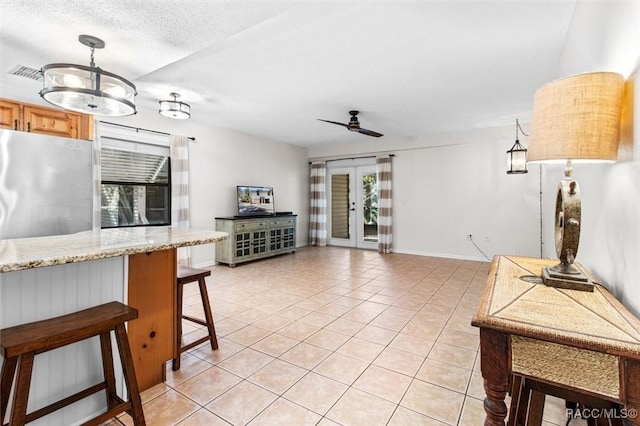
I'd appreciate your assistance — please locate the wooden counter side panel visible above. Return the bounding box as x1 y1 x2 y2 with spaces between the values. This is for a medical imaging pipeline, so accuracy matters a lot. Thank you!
127 248 176 391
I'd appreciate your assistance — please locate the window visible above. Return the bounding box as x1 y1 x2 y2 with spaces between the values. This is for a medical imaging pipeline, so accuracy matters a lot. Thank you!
101 147 171 228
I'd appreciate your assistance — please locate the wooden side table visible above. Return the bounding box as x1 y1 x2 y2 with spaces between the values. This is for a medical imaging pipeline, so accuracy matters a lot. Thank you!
472 256 640 425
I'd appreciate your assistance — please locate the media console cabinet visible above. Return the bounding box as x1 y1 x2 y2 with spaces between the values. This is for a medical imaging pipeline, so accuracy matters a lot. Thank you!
215 215 296 266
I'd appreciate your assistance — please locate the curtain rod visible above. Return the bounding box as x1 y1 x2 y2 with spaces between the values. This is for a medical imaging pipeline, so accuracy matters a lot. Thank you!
98 121 196 141
308 153 394 164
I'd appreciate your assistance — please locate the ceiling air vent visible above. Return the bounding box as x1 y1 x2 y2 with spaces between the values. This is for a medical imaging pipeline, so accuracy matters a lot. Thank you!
8 65 42 82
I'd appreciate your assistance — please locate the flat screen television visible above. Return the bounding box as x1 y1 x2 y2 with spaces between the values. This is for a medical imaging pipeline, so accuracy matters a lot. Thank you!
237 185 276 217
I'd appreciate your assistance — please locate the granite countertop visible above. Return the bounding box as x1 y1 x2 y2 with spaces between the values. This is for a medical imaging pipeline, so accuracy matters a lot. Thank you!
0 227 229 272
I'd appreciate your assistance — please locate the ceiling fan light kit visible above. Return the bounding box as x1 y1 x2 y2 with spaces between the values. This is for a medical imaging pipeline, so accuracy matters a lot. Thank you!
159 92 191 119
318 110 384 137
40 35 137 116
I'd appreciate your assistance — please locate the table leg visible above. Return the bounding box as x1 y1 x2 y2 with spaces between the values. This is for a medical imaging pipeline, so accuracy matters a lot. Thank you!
623 359 640 426
480 328 510 426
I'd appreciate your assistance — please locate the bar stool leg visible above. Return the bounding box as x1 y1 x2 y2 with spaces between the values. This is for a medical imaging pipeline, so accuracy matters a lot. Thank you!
1 356 18 423
10 352 35 426
197 277 218 350
172 280 185 371
99 331 118 410
114 323 146 426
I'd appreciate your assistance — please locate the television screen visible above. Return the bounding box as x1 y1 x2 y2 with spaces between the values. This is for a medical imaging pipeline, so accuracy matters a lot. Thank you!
237 185 276 217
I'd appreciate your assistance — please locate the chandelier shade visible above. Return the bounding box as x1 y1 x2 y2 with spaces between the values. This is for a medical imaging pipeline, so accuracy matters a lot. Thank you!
159 92 191 119
39 35 137 116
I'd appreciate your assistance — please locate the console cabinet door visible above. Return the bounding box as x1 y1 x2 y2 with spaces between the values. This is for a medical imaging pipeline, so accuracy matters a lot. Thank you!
127 248 177 391
269 218 296 251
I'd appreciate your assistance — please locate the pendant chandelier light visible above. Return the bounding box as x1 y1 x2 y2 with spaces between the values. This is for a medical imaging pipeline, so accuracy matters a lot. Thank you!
40 35 137 116
159 92 191 119
506 119 529 174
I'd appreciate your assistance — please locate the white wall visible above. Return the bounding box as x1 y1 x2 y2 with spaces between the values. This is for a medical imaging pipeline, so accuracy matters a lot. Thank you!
102 105 309 267
394 136 541 261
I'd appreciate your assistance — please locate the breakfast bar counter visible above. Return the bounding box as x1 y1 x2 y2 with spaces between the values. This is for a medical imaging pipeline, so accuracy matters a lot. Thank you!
0 227 228 272
0 227 228 425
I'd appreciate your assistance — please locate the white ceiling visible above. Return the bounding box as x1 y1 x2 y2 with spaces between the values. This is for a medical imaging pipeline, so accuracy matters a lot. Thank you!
1 0 582 147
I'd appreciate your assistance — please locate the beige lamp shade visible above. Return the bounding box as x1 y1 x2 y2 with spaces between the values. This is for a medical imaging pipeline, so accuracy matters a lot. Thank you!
528 72 624 163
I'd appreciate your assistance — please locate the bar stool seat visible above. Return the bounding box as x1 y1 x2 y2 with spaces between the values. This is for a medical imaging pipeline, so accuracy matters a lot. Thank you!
0 301 145 426
172 265 218 371
510 375 623 426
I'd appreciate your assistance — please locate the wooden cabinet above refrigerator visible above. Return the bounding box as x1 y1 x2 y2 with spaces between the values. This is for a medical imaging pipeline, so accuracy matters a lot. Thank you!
0 98 93 140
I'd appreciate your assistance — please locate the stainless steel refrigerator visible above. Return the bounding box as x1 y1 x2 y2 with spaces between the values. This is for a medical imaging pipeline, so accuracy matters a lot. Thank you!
0 129 93 239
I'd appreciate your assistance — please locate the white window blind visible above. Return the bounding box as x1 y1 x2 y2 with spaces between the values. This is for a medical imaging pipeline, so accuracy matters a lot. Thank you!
101 148 169 184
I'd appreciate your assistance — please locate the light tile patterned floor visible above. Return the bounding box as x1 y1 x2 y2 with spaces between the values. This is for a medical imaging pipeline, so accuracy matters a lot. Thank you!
113 246 583 426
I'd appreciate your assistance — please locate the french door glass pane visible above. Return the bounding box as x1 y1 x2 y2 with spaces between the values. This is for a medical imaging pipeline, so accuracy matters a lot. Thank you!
331 173 350 239
362 172 378 242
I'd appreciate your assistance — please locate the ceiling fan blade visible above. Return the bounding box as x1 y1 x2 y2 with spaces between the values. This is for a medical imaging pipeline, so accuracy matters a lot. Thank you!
357 128 384 138
317 119 349 128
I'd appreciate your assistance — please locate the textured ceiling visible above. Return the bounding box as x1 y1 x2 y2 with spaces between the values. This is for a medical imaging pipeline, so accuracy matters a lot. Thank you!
1 0 583 146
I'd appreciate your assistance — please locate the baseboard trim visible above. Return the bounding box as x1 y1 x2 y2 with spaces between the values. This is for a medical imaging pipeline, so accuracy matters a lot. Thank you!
194 245 489 268
392 249 489 263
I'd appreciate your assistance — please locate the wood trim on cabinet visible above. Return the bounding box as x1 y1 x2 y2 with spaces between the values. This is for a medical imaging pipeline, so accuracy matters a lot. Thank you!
0 99 21 130
23 106 79 139
0 98 93 140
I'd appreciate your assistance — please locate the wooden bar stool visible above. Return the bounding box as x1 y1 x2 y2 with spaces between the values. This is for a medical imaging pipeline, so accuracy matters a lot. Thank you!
0 301 145 426
172 265 218 371
510 375 623 426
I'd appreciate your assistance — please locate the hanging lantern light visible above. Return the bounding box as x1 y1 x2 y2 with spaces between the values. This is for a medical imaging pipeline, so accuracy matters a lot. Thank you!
507 119 528 174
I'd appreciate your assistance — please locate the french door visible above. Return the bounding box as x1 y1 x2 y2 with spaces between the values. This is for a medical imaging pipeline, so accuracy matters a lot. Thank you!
327 164 378 249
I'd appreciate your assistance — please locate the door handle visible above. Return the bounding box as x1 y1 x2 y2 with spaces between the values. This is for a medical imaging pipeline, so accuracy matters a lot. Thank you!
14 119 18 130
349 208 356 211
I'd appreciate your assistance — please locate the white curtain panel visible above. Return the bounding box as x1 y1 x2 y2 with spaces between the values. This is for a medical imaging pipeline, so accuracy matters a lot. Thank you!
376 155 393 254
92 121 101 230
170 135 191 265
309 161 327 246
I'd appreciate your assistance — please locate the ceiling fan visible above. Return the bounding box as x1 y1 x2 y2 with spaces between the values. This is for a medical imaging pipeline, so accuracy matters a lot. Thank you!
317 110 383 138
